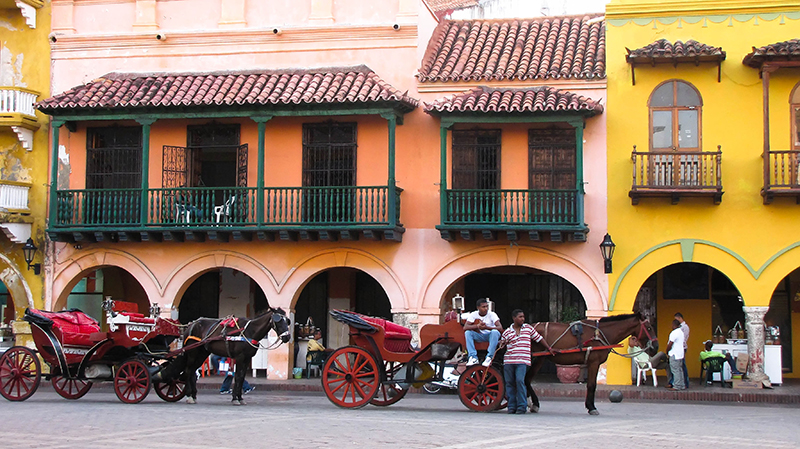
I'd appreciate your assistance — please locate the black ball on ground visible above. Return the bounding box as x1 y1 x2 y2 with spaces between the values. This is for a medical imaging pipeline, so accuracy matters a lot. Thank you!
609 389 623 403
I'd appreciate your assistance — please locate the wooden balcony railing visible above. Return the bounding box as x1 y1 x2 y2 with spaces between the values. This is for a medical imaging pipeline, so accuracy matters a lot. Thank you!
0 180 31 213
762 150 800 204
50 185 403 241
443 189 581 225
630 148 723 204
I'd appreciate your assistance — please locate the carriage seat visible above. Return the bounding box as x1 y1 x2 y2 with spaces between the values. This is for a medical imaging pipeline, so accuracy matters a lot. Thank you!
359 316 414 353
25 308 101 347
117 311 156 325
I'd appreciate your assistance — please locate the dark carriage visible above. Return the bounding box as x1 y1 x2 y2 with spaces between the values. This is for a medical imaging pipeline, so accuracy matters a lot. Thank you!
0 299 186 404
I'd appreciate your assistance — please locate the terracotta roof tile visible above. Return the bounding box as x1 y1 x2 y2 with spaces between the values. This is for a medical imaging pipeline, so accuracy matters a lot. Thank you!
424 0 480 14
743 39 800 68
626 39 726 64
423 86 602 116
38 66 418 113
418 15 605 83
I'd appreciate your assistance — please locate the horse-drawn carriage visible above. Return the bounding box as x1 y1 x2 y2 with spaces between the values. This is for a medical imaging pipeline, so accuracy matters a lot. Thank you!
0 299 187 404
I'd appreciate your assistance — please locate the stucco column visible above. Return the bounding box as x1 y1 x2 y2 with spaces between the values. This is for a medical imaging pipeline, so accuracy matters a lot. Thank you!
309 0 334 25
133 0 158 31
52 0 76 34
219 0 246 28
743 306 770 386
393 311 420 347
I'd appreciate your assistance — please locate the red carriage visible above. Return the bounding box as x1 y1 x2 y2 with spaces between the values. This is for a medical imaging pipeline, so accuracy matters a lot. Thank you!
322 308 506 412
0 298 186 404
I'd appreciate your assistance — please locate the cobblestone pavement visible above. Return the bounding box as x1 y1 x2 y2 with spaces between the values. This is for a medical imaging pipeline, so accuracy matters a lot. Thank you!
2 389 798 449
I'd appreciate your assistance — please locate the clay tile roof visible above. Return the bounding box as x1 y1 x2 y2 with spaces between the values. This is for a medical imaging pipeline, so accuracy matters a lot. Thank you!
626 39 726 64
423 86 603 116
424 0 480 14
743 39 800 68
38 65 418 114
417 15 606 83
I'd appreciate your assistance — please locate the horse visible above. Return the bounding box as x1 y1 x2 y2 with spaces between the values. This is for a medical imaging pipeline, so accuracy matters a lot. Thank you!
178 307 290 405
524 312 658 415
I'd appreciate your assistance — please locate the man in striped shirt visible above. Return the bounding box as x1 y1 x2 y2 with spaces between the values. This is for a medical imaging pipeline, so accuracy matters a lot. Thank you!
500 309 554 414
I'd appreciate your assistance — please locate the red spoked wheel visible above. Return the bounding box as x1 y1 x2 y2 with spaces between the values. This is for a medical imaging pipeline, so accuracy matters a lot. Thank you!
114 359 151 404
322 346 380 409
154 378 187 402
370 361 408 407
0 346 41 402
51 373 92 400
457 365 505 412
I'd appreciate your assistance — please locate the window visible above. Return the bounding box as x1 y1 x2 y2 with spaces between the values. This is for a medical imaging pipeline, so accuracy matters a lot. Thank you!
302 122 357 222
451 129 500 189
791 83 800 150
86 126 142 189
528 128 576 190
649 80 702 151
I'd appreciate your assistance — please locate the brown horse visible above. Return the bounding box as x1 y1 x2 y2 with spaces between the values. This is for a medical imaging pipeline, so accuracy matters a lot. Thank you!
177 308 290 405
524 312 658 415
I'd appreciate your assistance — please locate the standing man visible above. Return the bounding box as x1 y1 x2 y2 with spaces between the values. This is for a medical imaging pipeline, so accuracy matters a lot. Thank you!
464 298 503 367
500 310 553 414
675 312 690 388
666 319 686 391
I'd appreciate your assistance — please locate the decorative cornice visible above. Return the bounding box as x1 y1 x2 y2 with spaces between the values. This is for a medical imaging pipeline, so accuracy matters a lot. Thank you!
606 0 800 19
607 10 800 28
50 23 418 60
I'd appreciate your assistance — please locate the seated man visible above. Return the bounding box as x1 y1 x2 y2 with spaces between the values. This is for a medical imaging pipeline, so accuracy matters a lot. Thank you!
628 336 668 370
464 298 503 367
699 340 740 385
307 328 334 363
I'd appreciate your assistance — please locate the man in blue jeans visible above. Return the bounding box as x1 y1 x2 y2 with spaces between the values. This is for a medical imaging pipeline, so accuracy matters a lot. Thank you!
500 309 553 414
210 355 254 394
464 298 503 367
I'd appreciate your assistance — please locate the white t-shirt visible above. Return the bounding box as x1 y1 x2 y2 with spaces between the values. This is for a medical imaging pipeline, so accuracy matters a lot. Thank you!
466 310 500 335
668 328 685 360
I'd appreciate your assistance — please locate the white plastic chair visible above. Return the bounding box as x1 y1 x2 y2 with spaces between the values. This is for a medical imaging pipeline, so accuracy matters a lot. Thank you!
214 196 236 223
635 359 658 387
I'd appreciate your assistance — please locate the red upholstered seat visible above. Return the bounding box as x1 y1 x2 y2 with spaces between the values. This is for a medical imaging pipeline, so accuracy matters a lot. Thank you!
119 312 156 324
360 316 413 352
28 308 101 347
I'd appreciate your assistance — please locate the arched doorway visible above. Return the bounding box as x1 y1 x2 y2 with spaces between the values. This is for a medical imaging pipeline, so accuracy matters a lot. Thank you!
177 267 269 324
766 269 796 374
63 267 149 323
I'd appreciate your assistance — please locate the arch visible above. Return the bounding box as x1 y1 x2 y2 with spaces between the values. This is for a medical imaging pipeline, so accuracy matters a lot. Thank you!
790 80 800 151
419 245 607 314
648 79 703 152
0 252 34 318
162 251 280 310
52 249 160 310
279 249 408 312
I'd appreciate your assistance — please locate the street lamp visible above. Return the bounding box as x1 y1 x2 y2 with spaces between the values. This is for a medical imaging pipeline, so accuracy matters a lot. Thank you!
22 238 41 275
600 233 615 274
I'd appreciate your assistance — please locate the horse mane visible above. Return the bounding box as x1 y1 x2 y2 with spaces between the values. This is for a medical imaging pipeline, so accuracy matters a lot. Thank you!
598 312 641 323
254 307 287 317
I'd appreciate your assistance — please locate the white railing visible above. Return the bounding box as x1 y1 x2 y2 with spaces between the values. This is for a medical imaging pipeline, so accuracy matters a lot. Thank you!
0 181 31 211
0 88 38 118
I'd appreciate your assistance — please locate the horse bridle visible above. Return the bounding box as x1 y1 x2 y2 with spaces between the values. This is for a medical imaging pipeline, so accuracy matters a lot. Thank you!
636 318 658 350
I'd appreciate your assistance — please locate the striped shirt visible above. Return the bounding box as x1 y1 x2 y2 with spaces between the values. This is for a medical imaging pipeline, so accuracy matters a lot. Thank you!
500 324 544 366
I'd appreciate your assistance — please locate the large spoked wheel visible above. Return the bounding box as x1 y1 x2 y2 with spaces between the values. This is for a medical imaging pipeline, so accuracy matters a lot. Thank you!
0 346 41 401
114 359 151 404
423 383 442 394
457 365 505 412
322 346 380 409
370 361 408 406
154 378 187 402
51 372 92 400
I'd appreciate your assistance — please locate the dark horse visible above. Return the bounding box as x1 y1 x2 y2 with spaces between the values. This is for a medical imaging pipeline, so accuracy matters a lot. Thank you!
524 312 658 415
176 308 290 405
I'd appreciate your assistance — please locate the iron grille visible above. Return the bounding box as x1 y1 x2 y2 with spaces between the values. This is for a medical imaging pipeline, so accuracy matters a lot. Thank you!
302 123 357 222
452 129 500 190
86 127 142 189
528 128 576 190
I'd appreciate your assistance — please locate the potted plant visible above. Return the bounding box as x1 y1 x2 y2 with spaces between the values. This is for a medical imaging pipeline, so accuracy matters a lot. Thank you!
556 306 584 383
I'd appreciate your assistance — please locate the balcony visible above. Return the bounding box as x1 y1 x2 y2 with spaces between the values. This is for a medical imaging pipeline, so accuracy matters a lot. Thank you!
630 149 723 205
762 150 800 204
0 179 32 243
48 185 404 243
0 87 40 150
437 189 586 242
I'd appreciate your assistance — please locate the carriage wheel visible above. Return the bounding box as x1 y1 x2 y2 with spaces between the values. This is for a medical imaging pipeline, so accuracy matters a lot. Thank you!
370 361 408 407
0 346 41 402
51 374 92 400
114 359 151 404
322 346 380 409
154 378 187 402
457 365 505 412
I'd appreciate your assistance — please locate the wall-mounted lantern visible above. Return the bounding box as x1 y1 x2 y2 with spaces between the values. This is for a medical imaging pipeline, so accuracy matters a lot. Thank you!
22 238 41 275
600 233 616 274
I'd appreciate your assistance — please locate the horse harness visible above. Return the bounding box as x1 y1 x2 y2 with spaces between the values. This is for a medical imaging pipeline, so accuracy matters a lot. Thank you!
534 320 617 366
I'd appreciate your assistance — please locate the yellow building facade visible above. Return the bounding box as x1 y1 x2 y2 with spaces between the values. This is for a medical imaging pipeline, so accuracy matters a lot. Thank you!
606 0 800 384
0 0 50 347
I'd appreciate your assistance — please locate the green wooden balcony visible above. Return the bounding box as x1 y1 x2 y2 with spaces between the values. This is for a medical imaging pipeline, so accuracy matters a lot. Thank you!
437 189 587 242
49 186 404 243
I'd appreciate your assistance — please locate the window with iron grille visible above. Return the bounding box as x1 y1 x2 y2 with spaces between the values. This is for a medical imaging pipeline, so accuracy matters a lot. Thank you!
86 126 142 189
302 122 357 187
528 128 576 190
452 129 501 189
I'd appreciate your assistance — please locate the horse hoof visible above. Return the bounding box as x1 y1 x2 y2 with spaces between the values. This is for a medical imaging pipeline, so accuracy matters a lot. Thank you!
186 397 196 404
530 405 539 414
588 409 600 416
231 399 247 406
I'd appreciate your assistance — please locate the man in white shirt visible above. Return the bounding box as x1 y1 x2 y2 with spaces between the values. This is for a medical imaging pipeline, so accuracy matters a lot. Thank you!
674 312 690 388
666 319 686 391
464 298 503 367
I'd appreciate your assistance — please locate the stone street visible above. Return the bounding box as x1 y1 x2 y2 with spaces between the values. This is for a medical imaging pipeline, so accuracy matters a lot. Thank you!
2 389 798 448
